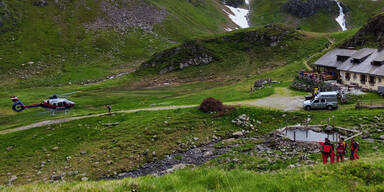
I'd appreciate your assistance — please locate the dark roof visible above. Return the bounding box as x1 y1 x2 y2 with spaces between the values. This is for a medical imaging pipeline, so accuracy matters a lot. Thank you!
336 49 356 57
314 48 384 76
373 50 384 62
314 49 356 68
351 48 375 60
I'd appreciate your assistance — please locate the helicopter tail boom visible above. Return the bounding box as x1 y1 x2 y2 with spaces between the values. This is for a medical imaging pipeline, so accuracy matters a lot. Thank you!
10 96 41 112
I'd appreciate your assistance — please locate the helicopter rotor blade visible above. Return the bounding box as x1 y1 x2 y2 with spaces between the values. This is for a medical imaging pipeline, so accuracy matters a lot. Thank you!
54 91 80 98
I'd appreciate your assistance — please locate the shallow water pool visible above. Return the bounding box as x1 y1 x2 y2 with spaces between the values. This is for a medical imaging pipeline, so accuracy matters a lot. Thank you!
283 129 341 142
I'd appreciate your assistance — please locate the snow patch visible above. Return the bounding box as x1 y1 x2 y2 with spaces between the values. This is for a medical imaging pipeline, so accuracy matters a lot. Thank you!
335 0 347 31
224 0 250 29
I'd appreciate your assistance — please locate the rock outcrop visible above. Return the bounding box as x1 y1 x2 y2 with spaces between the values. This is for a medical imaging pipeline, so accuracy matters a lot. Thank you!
139 24 300 75
222 0 245 8
140 41 218 74
281 0 345 18
84 0 167 33
32 0 48 7
341 13 384 48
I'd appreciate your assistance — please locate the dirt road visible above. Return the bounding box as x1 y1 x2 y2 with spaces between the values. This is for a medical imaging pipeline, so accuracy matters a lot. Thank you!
230 95 303 111
0 90 303 135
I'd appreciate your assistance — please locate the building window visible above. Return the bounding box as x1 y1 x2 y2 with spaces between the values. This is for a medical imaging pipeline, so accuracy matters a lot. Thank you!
353 73 357 80
379 77 382 83
369 76 375 85
345 73 351 81
361 75 366 84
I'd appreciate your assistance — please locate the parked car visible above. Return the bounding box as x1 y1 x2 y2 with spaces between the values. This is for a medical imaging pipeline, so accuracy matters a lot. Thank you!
303 91 338 110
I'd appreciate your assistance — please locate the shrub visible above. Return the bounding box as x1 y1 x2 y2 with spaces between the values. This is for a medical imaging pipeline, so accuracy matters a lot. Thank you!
199 97 235 116
199 97 224 113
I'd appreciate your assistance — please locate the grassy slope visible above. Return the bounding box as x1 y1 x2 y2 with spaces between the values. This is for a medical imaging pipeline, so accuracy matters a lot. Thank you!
0 0 228 87
249 0 384 32
342 0 384 28
1 104 383 185
249 0 340 32
0 25 347 131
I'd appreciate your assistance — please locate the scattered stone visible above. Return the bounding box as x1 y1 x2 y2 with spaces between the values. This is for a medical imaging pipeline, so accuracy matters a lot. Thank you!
80 151 87 155
324 126 333 132
32 0 48 7
232 131 244 138
50 175 62 181
6 146 13 151
232 114 255 129
102 122 120 127
51 146 59 151
79 173 87 177
9 175 17 184
107 160 113 165
81 177 88 181
193 137 199 141
252 78 279 90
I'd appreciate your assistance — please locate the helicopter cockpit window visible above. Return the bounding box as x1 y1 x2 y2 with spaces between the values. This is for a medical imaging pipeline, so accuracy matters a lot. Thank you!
58 102 63 107
47 101 50 104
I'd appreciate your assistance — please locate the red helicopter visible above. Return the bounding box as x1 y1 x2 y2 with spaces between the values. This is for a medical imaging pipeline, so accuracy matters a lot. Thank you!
11 94 75 113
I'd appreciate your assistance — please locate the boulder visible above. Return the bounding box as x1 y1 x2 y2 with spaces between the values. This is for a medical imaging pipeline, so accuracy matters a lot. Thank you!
51 146 59 151
32 0 48 7
81 177 88 181
232 131 244 137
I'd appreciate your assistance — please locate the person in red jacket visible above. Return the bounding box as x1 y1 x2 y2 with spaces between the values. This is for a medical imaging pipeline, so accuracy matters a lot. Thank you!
350 139 359 160
336 138 347 162
319 138 334 164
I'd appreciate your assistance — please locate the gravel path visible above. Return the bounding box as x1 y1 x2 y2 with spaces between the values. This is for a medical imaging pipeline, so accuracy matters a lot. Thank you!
230 95 304 111
1 91 304 135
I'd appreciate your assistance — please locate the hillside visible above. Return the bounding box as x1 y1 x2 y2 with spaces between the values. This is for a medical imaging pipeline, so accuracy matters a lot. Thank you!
341 13 384 48
0 25 365 186
0 0 233 87
0 24 343 131
1 1 384 191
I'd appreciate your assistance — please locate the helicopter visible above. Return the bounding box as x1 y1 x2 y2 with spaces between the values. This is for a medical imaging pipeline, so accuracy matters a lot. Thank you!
11 94 75 113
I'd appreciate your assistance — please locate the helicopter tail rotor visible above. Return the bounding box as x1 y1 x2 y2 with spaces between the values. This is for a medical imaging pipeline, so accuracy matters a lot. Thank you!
11 96 25 112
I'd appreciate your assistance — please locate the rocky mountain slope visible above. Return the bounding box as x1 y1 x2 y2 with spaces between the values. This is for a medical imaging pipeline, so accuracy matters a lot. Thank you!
139 24 303 76
342 13 384 48
250 0 384 32
0 0 233 87
281 0 342 18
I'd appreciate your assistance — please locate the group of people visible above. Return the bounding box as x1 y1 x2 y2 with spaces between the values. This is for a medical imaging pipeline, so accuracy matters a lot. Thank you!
319 138 360 164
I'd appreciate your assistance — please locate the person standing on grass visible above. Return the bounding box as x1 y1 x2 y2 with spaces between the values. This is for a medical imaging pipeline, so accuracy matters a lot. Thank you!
319 138 334 164
106 105 112 114
336 138 347 162
350 139 359 160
